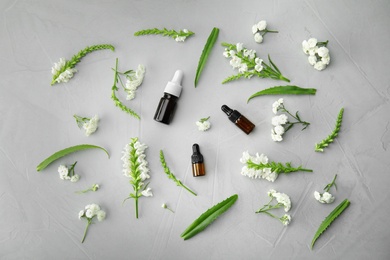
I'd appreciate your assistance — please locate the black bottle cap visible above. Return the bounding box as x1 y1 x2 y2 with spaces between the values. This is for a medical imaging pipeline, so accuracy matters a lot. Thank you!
191 144 204 163
221 105 241 123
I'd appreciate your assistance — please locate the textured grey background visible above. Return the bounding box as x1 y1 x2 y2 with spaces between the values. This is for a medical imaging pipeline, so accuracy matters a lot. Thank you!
1 0 390 259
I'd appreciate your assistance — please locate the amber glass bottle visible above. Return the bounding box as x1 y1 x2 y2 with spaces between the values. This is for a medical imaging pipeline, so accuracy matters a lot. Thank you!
221 105 255 135
191 144 205 177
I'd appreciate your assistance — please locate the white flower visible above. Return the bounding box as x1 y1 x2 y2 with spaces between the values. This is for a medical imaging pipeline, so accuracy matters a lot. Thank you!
83 115 99 136
236 43 243 52
243 49 256 59
264 170 278 182
58 165 69 180
51 58 66 74
96 210 106 221
238 63 248 73
78 210 85 219
230 56 242 68
125 64 146 100
272 114 288 126
268 189 277 197
274 192 291 212
85 209 94 218
141 187 153 197
254 58 263 72
223 49 230 58
196 120 211 131
92 184 99 191
55 68 77 83
254 33 263 43
308 46 318 56
314 191 335 204
321 54 331 65
314 61 327 71
271 128 283 142
139 171 150 181
308 55 317 66
240 151 252 164
175 36 186 42
280 214 291 226
229 50 236 56
302 40 310 54
272 98 284 114
252 152 269 164
86 203 100 215
257 20 267 31
317 47 329 57
307 38 318 48
70 174 80 183
252 24 258 34
274 125 285 135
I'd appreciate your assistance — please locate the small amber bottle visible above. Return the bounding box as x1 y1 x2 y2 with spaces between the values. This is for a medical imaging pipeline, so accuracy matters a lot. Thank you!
191 144 205 177
221 105 255 135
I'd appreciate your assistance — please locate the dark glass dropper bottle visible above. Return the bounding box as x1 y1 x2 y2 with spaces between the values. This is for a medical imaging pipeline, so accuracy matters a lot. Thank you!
154 70 183 124
191 144 205 177
221 105 255 135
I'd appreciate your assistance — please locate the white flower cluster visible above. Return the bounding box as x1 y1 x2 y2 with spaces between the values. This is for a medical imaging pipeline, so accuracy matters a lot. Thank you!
268 189 292 212
124 64 146 100
240 151 278 182
271 99 288 142
196 117 211 131
175 29 189 42
314 191 335 204
83 115 99 136
302 38 330 71
251 20 267 43
257 189 292 226
121 139 153 197
79 203 106 221
58 164 80 183
223 43 263 74
51 58 77 83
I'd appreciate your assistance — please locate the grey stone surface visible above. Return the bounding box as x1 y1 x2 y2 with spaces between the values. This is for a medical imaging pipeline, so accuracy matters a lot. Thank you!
1 0 389 259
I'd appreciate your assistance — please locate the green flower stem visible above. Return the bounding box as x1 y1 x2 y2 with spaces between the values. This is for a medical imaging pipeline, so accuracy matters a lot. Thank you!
159 150 197 196
324 174 338 192
279 104 310 132
134 28 194 40
81 218 92 243
247 160 312 174
111 58 140 119
315 108 344 152
135 197 139 219
51 44 115 85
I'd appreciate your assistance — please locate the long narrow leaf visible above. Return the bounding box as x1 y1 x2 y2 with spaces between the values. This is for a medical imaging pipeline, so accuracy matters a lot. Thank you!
311 199 350 249
247 85 317 103
195 27 219 87
181 194 238 240
36 144 109 171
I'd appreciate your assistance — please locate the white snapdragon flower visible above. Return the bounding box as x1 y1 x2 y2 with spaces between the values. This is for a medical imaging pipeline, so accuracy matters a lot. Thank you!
240 151 252 164
56 68 77 84
257 20 267 31
141 187 153 197
83 115 99 136
254 58 263 72
51 58 66 74
272 98 284 114
238 63 248 73
124 64 146 100
243 49 256 59
272 114 288 126
236 43 243 52
240 152 278 181
230 56 242 68
254 33 263 43
314 191 335 204
58 165 69 180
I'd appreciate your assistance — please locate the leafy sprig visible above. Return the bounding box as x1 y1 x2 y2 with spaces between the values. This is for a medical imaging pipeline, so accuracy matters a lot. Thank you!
159 150 197 196
221 42 290 83
134 28 194 41
51 44 115 85
111 58 140 119
181 194 238 240
311 199 350 249
247 85 317 103
315 108 344 152
195 27 219 87
246 160 313 174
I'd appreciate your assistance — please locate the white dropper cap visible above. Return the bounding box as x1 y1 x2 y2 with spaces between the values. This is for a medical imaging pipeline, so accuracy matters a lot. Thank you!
164 70 183 97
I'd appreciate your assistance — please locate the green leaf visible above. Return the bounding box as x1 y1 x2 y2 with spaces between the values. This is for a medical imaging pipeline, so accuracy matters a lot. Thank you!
311 199 350 249
194 27 219 87
247 85 317 103
36 144 109 172
180 194 238 240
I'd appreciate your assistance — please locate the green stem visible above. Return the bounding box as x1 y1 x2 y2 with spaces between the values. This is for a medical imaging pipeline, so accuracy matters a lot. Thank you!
180 182 197 196
135 197 139 219
81 219 92 243
325 174 338 192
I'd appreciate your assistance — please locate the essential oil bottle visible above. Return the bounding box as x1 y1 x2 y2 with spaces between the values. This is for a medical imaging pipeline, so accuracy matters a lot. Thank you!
221 105 255 135
154 70 183 124
191 144 205 177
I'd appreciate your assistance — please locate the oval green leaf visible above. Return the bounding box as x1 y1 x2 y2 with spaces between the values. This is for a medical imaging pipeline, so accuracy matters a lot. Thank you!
181 194 238 240
36 144 110 172
194 27 219 87
311 198 350 249
247 85 317 103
